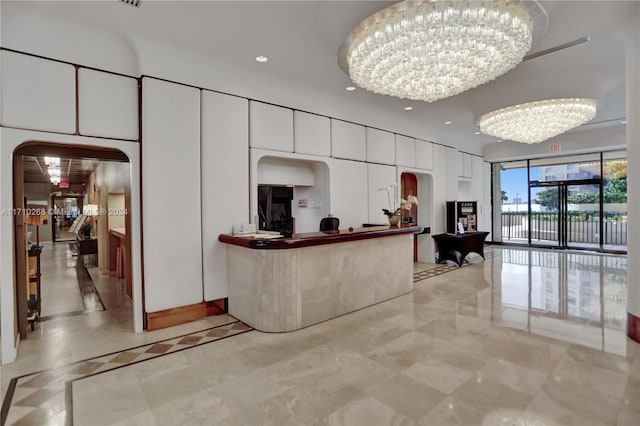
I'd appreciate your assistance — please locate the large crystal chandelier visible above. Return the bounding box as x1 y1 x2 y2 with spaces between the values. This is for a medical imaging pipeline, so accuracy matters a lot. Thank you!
478 98 597 144
339 0 536 102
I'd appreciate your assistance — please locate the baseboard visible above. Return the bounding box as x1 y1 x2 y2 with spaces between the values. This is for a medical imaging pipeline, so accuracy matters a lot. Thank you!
628 311 640 344
146 299 227 331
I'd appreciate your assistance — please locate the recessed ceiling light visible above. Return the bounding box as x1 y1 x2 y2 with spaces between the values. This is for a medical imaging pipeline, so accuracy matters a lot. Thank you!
346 86 356 91
497 139 503 143
255 56 268 63
474 131 481 135
444 121 453 125
621 120 627 124
404 106 413 111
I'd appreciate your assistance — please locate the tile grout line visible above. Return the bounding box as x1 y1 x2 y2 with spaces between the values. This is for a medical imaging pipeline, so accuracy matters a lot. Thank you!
1 319 252 426
65 327 254 426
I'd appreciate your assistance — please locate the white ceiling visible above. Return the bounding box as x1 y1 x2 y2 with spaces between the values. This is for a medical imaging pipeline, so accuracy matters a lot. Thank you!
3 1 637 154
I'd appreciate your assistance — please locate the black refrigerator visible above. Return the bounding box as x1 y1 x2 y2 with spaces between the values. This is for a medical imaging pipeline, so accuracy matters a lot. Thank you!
446 201 478 234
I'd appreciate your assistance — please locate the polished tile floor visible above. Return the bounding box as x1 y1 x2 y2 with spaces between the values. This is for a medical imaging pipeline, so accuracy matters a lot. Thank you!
2 246 639 425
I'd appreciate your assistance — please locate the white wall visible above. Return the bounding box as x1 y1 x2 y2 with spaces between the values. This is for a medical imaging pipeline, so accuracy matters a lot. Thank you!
624 3 640 325
141 77 203 312
292 162 330 233
330 159 368 229
201 90 249 301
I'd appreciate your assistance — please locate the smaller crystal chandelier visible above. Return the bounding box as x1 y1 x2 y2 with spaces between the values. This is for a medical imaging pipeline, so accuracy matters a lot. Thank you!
478 98 597 144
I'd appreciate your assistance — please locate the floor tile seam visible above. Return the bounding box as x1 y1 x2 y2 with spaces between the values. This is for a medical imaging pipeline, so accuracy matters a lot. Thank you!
75 261 106 312
1 320 246 421
6 328 255 426
65 327 255 426
412 264 466 283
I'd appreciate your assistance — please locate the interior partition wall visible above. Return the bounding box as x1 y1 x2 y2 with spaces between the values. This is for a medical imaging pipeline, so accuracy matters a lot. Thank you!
494 150 627 253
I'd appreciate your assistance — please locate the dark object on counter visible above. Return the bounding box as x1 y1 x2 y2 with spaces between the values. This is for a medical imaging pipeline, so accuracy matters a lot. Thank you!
320 216 339 232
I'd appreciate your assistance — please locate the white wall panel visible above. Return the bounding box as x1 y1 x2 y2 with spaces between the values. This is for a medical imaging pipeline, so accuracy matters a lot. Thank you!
367 163 397 224
331 159 368 228
366 128 395 165
142 78 202 312
415 139 433 170
446 147 461 197
432 144 448 233
461 152 473 178
294 111 330 157
395 135 416 168
202 91 249 301
331 119 366 161
78 69 139 140
249 101 293 152
1 50 75 133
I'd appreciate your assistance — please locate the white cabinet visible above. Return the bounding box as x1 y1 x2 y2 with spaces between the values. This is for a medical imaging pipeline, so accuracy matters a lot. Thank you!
367 163 397 224
294 111 330 157
331 119 366 161
395 135 416 168
446 147 460 197
366 128 395 165
1 50 75 133
415 139 434 170
331 159 368 228
249 101 294 152
201 90 249 301
461 152 473 178
78 68 139 140
142 78 203 312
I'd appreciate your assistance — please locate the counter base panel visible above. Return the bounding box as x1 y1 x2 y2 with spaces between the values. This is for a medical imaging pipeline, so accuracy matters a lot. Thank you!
227 233 414 332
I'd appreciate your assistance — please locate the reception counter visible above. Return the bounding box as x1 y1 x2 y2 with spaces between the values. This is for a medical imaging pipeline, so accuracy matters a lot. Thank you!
219 225 423 332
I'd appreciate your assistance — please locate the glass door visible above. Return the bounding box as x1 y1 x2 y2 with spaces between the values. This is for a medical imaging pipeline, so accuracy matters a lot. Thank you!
566 183 601 250
529 184 563 247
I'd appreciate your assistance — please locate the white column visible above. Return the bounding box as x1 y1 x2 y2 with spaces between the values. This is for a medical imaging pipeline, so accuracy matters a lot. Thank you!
626 3 640 341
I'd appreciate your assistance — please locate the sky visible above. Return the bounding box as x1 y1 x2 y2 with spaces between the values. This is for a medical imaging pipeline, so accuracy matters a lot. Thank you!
500 167 540 203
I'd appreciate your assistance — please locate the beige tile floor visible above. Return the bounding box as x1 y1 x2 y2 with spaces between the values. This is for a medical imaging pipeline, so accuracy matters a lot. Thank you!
2 246 639 425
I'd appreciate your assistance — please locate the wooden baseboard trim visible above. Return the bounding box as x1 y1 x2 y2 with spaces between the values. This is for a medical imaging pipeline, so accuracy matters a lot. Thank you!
147 299 227 331
628 311 640 344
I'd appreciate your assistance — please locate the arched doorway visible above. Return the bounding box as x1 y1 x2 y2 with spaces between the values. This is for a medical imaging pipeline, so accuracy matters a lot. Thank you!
12 142 136 346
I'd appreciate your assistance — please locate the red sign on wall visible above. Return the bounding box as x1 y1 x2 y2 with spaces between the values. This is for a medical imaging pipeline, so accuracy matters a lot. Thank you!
59 177 70 189
549 144 561 153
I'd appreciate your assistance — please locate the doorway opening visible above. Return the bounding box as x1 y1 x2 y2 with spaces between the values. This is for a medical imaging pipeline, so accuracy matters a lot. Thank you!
497 151 627 253
400 171 433 263
529 179 602 249
12 142 135 356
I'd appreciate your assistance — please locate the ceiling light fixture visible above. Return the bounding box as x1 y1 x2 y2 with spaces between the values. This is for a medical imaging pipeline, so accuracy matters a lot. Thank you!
478 98 597 144
404 106 413 111
48 166 61 177
255 56 268 63
346 86 356 91
338 0 548 103
444 121 452 125
50 176 60 185
44 156 60 167
474 131 481 135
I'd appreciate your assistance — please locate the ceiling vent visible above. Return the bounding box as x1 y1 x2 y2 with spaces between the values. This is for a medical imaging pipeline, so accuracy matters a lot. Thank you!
120 0 142 8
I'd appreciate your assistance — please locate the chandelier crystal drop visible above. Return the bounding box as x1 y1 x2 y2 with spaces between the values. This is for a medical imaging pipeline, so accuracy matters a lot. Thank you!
346 0 533 102
478 98 597 144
